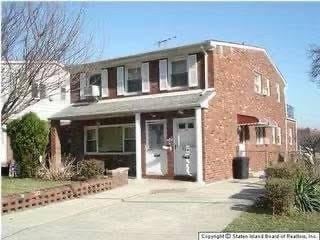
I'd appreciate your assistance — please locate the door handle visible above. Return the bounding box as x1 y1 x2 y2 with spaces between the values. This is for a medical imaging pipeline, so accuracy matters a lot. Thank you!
154 153 160 157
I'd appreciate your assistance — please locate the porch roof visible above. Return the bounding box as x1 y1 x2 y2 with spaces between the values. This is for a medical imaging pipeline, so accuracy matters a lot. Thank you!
49 89 215 120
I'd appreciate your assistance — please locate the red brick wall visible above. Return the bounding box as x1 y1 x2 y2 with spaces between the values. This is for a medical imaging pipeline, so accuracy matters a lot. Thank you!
70 53 205 103
203 46 287 182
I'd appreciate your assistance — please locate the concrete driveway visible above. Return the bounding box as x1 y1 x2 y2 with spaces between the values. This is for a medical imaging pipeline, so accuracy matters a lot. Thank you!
2 178 264 240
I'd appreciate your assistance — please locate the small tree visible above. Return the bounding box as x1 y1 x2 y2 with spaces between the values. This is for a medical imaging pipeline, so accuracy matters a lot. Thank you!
7 112 49 177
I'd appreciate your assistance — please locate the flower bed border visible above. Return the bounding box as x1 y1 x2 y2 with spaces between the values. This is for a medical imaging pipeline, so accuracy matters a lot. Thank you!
2 167 129 214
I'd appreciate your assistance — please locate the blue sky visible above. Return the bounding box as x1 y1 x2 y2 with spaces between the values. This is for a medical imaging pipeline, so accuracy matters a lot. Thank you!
74 2 320 128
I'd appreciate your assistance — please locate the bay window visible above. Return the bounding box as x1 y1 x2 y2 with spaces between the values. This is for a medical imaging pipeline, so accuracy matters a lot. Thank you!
85 124 135 154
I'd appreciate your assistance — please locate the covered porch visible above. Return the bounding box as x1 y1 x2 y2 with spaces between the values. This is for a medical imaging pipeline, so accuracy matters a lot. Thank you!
49 89 215 183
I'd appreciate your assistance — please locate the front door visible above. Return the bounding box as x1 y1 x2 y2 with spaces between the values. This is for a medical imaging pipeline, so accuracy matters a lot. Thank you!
174 118 197 177
145 120 167 175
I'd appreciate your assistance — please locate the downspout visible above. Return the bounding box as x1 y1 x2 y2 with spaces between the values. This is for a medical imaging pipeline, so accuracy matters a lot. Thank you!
284 85 288 158
201 46 208 89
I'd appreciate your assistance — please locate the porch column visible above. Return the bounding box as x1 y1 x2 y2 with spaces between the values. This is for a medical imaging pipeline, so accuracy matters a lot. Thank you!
195 108 204 184
50 120 61 169
135 113 142 179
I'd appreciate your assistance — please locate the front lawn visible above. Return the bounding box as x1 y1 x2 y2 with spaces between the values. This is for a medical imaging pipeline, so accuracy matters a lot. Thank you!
1 177 70 196
225 208 320 232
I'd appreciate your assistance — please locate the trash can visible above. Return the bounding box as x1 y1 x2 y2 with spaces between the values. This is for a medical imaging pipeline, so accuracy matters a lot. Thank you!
232 157 249 179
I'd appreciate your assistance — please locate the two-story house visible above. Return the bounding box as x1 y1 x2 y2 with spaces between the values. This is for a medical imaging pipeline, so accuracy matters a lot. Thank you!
1 61 70 169
50 40 297 183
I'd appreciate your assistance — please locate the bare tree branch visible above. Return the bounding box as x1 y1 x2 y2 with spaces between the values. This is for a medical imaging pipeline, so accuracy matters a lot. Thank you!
1 2 94 123
309 45 320 88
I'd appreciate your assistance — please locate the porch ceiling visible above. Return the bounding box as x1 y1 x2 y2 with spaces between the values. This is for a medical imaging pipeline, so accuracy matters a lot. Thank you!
49 89 215 120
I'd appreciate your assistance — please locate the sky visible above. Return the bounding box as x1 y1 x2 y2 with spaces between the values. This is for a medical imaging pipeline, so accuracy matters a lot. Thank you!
69 2 320 128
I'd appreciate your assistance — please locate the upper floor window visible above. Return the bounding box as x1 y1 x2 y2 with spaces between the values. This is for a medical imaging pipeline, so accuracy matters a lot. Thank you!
254 73 262 94
171 58 188 88
265 79 271 96
126 67 142 93
255 127 265 145
276 83 281 102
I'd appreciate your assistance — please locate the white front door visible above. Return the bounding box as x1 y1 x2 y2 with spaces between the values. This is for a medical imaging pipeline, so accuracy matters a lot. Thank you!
145 120 167 175
174 118 197 176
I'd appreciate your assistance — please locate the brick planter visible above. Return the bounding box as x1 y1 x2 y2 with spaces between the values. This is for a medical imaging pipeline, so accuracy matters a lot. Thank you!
2 167 129 214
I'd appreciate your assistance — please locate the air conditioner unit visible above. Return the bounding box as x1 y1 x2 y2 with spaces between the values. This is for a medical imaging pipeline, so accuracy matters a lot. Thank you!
262 88 268 96
84 85 100 97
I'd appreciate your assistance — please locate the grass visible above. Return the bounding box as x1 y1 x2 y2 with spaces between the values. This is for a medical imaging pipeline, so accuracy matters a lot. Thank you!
1 177 70 196
225 208 320 232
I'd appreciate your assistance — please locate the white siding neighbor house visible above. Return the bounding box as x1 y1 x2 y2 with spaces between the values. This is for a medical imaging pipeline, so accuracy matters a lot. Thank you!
1 61 70 167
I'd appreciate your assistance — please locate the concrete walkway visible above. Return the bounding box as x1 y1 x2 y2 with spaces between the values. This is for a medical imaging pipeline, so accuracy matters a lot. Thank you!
2 178 264 240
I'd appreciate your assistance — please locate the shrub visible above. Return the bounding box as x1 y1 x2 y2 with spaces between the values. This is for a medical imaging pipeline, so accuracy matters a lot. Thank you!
75 160 104 180
36 154 76 181
265 178 295 215
294 175 320 212
7 112 49 177
265 162 307 179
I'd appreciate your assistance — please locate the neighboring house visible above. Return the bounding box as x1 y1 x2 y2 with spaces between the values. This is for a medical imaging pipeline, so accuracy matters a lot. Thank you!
1 61 70 167
49 40 297 183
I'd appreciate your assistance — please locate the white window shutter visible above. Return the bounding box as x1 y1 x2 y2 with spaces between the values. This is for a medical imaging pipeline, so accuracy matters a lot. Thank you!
79 73 87 100
141 62 150 93
117 66 124 95
188 54 198 87
159 59 168 90
101 69 109 97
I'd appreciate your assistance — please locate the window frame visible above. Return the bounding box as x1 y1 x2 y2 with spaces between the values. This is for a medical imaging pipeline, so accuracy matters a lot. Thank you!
254 72 262 94
289 128 293 145
255 127 265 145
169 55 189 90
276 83 281 102
125 63 142 95
84 123 135 155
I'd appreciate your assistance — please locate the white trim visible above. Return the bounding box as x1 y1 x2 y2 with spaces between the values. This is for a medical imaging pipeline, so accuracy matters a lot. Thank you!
84 123 135 155
195 108 204 184
135 113 142 179
94 89 203 105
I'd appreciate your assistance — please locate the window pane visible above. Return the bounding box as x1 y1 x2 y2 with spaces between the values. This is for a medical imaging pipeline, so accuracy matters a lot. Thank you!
188 123 194 129
125 127 135 139
171 73 188 87
128 68 141 80
124 139 136 152
127 79 142 92
98 127 123 152
148 124 164 149
178 123 185 129
172 60 187 74
86 140 96 152
87 129 96 141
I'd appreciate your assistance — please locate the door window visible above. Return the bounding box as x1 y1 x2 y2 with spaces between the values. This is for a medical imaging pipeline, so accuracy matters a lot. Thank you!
148 123 164 149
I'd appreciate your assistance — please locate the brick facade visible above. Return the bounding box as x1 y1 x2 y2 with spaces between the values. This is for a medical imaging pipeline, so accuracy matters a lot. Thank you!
203 46 287 182
51 42 297 183
70 53 205 103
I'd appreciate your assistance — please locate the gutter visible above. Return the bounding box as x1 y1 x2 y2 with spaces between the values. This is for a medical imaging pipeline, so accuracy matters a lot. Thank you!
201 46 209 89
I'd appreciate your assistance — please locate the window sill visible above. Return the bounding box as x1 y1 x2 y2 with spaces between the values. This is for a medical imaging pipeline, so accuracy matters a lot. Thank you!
123 92 142 96
85 152 136 155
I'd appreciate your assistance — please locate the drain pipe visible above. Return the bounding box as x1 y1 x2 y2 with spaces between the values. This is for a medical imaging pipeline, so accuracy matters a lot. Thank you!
201 46 208 89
